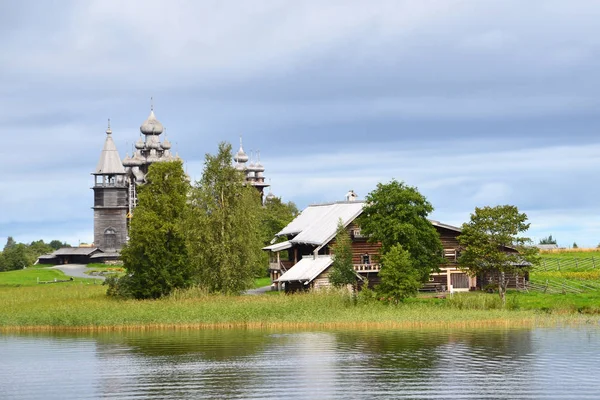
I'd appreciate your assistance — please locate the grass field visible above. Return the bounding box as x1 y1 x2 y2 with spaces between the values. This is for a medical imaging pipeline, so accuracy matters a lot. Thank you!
253 277 272 288
0 268 96 287
1 254 599 331
539 249 600 258
0 283 599 331
531 249 600 293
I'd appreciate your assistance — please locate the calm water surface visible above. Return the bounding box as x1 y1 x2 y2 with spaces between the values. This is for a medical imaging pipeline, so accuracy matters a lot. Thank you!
1 327 599 399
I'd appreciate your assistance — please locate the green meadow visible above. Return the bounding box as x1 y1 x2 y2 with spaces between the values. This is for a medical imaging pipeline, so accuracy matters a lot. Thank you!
1 255 599 331
1 281 598 331
0 268 96 287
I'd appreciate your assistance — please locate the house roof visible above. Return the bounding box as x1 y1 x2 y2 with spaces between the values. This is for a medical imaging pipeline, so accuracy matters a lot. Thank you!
52 247 101 256
429 220 462 233
535 244 559 250
89 251 120 259
277 201 365 246
276 255 333 283
270 201 463 250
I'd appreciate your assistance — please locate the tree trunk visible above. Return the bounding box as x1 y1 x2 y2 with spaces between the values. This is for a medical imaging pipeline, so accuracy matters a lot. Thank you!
499 272 507 307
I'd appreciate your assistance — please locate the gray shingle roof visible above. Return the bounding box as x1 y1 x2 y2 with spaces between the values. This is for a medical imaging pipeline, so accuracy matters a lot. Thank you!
95 131 126 175
52 247 100 256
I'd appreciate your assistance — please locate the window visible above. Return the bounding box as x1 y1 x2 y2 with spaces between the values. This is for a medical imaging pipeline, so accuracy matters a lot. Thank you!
361 254 370 265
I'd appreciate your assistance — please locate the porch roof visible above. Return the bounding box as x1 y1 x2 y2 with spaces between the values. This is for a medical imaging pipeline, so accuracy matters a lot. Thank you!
275 255 333 283
262 241 292 252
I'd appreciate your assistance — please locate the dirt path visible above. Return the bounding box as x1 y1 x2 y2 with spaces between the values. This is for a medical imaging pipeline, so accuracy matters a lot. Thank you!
48 264 105 281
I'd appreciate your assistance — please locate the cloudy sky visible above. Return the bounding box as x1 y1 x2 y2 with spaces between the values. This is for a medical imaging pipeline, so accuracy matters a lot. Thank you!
2 0 600 248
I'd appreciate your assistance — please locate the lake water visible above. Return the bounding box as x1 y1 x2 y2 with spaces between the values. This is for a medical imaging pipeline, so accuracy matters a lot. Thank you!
1 327 600 399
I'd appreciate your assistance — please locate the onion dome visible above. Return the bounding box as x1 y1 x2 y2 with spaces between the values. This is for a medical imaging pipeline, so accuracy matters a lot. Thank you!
265 190 276 202
233 137 249 163
235 162 245 171
246 158 257 180
135 137 145 149
140 110 164 135
175 152 182 162
130 152 144 166
122 153 134 167
254 150 265 173
161 138 172 150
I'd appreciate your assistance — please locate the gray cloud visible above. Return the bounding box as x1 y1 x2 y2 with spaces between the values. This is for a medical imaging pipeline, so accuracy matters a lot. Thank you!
2 0 600 248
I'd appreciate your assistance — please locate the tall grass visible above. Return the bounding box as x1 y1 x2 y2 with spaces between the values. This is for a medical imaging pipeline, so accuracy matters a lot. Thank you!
1 285 598 332
447 293 519 310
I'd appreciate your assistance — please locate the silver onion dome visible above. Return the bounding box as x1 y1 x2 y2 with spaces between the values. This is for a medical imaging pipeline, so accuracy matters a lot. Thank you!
233 137 249 163
140 110 164 135
135 137 145 149
122 153 134 167
254 151 265 173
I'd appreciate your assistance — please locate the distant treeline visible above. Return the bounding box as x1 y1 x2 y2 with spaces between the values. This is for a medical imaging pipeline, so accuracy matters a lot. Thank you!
0 237 70 272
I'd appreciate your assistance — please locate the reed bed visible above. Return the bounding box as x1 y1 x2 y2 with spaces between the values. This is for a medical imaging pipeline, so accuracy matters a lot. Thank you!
1 285 598 332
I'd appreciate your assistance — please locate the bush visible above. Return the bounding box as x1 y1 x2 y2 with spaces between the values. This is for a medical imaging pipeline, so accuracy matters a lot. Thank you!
104 275 133 299
357 285 378 304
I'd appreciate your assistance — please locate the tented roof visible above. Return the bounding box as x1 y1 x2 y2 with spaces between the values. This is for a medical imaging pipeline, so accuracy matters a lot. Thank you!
276 255 333 283
95 133 126 175
276 201 365 246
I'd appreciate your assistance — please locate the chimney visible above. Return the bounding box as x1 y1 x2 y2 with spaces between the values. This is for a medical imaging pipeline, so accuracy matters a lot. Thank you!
345 190 358 202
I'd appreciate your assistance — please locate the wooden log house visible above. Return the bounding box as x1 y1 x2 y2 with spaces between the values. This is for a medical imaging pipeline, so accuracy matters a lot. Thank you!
263 199 528 293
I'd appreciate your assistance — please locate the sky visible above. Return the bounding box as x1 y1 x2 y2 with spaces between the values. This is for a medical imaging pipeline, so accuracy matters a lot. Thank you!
2 0 600 248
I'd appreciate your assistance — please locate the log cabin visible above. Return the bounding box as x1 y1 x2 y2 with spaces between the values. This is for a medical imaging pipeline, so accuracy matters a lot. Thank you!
263 199 528 293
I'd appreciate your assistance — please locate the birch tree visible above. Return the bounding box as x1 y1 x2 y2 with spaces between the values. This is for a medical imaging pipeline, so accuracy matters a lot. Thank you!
186 142 263 293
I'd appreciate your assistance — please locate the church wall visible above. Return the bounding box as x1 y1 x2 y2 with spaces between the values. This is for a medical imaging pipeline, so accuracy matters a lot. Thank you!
93 206 128 250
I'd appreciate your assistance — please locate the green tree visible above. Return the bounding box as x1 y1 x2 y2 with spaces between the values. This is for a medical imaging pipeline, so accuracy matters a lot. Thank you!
329 220 356 288
29 240 52 258
115 160 192 299
376 244 421 302
458 205 540 305
539 235 557 245
260 196 298 245
49 240 70 250
358 179 443 282
186 142 264 294
1 243 35 271
572 242 578 249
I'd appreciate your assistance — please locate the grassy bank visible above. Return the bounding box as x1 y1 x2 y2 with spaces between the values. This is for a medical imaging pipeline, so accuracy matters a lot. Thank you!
1 284 599 332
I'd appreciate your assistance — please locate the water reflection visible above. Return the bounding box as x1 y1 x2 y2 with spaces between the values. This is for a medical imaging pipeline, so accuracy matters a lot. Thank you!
1 327 599 399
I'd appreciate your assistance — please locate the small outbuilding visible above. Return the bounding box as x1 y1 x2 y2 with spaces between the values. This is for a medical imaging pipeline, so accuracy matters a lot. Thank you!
37 247 105 265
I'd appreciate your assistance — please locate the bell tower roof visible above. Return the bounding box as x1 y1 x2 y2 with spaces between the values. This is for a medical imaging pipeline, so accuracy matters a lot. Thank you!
94 119 126 175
